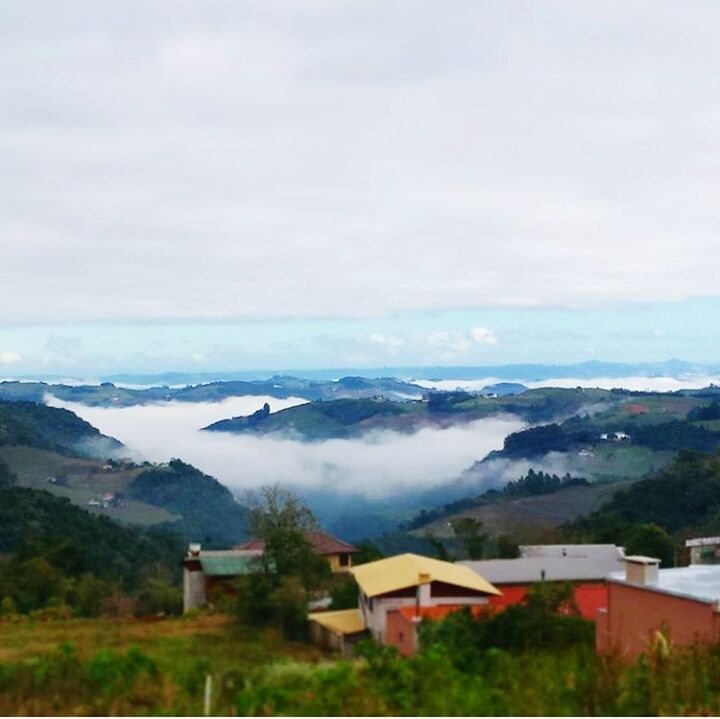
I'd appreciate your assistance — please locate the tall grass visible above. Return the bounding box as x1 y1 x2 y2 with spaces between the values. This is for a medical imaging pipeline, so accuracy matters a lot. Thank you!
2 632 720 715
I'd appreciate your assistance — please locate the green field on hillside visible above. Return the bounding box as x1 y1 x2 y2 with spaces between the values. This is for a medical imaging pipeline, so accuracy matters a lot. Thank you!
0 446 180 526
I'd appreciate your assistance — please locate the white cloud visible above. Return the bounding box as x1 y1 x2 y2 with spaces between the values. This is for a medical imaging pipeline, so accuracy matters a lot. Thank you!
0 351 22 364
470 326 498 344
2 2 720 324
47 396 525 499
368 333 404 348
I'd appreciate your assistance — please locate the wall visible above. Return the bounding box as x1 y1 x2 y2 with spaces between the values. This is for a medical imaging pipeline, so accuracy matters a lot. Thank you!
385 611 417 656
182 562 206 612
597 581 720 656
488 581 608 620
360 583 489 642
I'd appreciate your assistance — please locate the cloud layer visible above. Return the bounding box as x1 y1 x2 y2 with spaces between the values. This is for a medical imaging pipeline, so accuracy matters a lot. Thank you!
3 1 720 324
47 395 525 499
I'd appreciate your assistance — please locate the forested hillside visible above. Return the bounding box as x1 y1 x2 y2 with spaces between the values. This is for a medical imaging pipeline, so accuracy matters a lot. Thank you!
0 400 121 456
127 459 249 545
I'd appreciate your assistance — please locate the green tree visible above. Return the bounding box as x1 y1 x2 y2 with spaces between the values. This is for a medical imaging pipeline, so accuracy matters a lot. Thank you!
624 523 675 567
451 517 487 559
247 484 326 582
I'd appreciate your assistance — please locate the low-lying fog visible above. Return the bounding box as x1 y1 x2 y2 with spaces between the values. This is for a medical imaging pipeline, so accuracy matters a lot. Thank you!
416 376 720 393
47 395 526 499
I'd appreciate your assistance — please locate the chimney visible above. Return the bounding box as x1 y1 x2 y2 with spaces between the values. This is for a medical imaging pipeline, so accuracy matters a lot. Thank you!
417 572 431 608
624 555 660 585
188 543 201 557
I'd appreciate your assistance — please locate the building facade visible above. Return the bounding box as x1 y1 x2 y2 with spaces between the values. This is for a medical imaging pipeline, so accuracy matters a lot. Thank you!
596 555 720 656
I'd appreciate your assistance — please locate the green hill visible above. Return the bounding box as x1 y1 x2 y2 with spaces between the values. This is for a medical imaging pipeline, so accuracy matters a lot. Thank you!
126 459 249 545
569 449 720 541
0 399 121 457
203 397 415 440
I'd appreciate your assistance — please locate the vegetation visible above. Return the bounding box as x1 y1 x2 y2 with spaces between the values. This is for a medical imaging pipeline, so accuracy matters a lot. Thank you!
235 486 330 638
5 597 720 715
688 400 720 421
204 397 409 440
0 483 183 616
570 450 720 542
127 459 249 545
0 399 120 456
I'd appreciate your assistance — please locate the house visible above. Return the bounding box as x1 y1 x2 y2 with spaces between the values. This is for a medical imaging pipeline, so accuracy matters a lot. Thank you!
236 530 358 572
183 529 356 612
686 536 720 565
460 544 625 619
309 553 500 656
596 555 720 656
182 544 264 612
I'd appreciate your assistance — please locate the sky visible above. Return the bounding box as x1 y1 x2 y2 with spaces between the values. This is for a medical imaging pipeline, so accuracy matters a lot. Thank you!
3 1 720 375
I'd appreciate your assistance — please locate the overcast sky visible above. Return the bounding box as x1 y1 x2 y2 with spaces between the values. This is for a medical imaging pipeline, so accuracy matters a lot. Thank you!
2 1 720 374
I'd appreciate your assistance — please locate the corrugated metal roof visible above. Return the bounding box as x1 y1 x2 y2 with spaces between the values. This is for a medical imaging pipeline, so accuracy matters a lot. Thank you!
199 555 260 576
461 552 626 584
308 609 367 635
350 553 501 598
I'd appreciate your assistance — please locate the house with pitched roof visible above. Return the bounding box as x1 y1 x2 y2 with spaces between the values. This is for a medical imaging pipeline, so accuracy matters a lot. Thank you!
309 553 500 656
182 530 358 612
236 530 358 572
182 545 264 612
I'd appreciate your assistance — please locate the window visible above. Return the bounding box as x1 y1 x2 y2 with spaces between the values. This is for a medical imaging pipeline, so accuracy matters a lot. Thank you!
339 553 350 567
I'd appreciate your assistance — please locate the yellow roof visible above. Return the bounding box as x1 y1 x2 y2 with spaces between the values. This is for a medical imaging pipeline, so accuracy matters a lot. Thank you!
308 608 367 635
350 553 502 598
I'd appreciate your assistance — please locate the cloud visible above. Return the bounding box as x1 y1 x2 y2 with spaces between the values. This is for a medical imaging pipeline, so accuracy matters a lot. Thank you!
46 396 525 499
3 2 720 325
368 333 405 349
470 326 498 344
0 351 22 364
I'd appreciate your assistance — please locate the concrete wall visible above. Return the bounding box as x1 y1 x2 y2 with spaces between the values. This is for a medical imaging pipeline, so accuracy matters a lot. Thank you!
597 581 720 656
183 564 206 612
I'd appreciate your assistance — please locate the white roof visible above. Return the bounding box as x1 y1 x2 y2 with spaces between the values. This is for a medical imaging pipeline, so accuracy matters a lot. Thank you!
520 544 624 560
462 545 625 584
686 536 720 548
609 564 720 604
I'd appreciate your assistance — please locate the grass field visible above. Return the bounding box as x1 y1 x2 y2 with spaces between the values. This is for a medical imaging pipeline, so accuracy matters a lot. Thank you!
0 614 326 715
0 446 180 526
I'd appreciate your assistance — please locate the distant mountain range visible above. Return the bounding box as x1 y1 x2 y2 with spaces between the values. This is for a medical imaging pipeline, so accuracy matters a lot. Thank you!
5 358 720 386
0 376 426 407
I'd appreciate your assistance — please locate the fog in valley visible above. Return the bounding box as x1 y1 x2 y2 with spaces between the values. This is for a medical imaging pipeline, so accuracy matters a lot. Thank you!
47 394 525 500
417 376 720 393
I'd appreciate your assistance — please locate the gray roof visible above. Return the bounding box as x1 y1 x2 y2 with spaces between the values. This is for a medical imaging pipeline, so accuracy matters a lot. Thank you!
609 564 720 604
519 544 624 560
462 545 625 584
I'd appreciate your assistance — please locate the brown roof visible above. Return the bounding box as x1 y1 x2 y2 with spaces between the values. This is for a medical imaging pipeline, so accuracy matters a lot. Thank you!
236 530 357 555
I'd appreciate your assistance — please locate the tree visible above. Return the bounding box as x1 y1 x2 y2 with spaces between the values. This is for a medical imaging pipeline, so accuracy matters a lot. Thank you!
246 484 327 583
624 523 675 567
451 517 487 559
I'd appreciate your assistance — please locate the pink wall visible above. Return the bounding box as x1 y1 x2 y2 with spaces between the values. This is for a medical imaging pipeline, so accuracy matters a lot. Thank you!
597 581 720 656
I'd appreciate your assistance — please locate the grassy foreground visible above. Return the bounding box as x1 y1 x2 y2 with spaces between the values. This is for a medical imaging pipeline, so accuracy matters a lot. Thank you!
2 614 720 716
